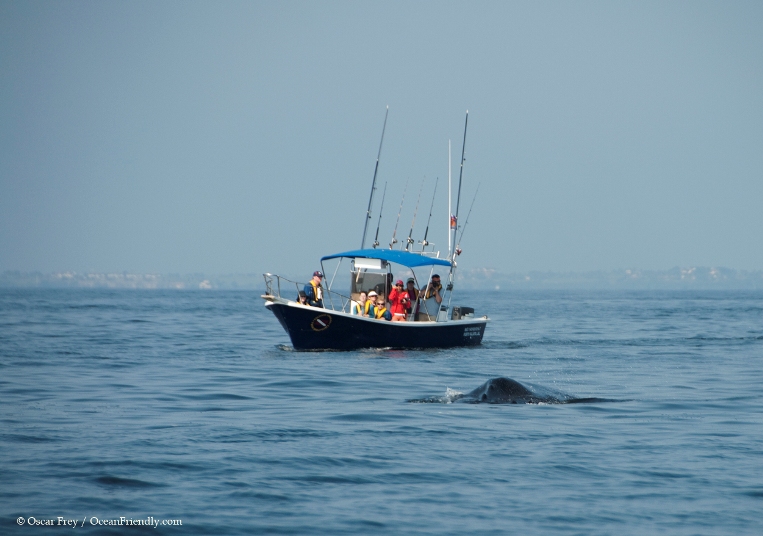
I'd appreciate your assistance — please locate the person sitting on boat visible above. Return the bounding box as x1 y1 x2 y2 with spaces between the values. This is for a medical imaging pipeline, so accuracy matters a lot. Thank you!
304 271 324 308
296 290 309 306
388 279 410 322
365 291 380 317
419 274 443 319
405 277 419 319
373 292 391 321
352 291 375 317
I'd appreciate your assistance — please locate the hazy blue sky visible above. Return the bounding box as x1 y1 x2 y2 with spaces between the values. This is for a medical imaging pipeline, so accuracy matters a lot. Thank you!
2 1 761 276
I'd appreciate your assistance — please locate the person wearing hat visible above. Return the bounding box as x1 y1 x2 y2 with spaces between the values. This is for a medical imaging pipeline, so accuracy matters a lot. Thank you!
296 290 309 306
388 279 410 322
304 271 324 308
419 273 443 320
405 277 419 318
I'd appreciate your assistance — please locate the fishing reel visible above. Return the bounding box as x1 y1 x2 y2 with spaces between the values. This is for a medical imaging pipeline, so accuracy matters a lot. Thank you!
419 239 430 247
372 240 379 249
455 247 462 256
389 238 398 249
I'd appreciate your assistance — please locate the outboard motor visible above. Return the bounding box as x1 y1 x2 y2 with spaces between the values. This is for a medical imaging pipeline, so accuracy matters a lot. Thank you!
451 306 475 320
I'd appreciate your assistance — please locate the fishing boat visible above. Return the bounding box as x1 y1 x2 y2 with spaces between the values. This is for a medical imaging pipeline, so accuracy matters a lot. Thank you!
262 110 488 351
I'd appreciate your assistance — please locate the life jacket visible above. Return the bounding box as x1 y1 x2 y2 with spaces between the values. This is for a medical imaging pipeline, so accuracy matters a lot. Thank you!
424 283 442 299
375 305 389 320
352 300 374 316
308 280 323 305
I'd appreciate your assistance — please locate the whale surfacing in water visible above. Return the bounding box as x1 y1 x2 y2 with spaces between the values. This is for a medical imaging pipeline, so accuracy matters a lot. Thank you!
464 377 559 404
464 378 540 404
408 377 615 404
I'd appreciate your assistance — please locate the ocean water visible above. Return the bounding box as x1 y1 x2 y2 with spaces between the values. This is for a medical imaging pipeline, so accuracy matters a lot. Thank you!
1 288 762 535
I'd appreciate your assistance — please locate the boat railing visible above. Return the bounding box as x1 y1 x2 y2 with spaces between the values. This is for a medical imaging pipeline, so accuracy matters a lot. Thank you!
263 273 352 313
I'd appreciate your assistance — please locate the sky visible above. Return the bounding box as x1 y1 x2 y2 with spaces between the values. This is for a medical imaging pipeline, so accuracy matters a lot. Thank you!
1 1 761 277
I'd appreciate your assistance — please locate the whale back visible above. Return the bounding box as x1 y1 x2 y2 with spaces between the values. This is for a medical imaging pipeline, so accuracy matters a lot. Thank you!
408 377 617 405
467 377 536 403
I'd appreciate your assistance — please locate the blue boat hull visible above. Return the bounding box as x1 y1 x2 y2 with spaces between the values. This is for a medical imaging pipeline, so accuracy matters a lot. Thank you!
266 301 487 351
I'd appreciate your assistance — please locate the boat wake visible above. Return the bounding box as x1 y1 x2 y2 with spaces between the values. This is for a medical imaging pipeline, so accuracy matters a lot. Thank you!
408 377 619 405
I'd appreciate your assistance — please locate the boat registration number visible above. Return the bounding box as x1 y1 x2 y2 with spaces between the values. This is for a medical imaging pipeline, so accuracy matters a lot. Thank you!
463 326 482 338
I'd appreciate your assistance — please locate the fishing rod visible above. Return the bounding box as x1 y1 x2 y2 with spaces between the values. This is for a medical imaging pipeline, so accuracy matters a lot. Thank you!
405 179 425 251
371 182 387 249
389 179 408 249
448 140 452 256
451 110 469 260
419 177 438 248
360 106 389 249
454 183 480 257
446 111 469 294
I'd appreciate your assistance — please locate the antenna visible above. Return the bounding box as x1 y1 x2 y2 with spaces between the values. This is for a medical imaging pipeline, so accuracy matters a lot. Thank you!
360 106 389 249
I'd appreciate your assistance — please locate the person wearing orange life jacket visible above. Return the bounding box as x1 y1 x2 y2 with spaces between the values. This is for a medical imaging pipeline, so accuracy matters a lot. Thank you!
304 271 324 308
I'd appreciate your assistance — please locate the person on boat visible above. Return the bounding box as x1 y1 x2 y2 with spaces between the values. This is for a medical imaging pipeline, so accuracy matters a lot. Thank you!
296 290 309 306
419 274 443 319
304 271 324 308
373 292 391 320
405 277 419 319
365 291 379 317
388 279 410 322
352 291 375 317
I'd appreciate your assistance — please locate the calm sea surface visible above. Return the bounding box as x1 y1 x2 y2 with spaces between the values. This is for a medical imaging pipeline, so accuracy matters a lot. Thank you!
1 289 762 535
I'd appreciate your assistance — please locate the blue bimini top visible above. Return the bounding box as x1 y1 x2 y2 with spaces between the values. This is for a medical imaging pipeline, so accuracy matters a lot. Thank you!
321 249 452 269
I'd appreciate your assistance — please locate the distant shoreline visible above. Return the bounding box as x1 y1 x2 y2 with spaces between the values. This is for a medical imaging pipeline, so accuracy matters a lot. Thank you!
2 267 762 291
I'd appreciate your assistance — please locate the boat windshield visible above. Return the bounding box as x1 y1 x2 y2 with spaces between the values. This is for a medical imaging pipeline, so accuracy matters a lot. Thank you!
351 270 390 298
